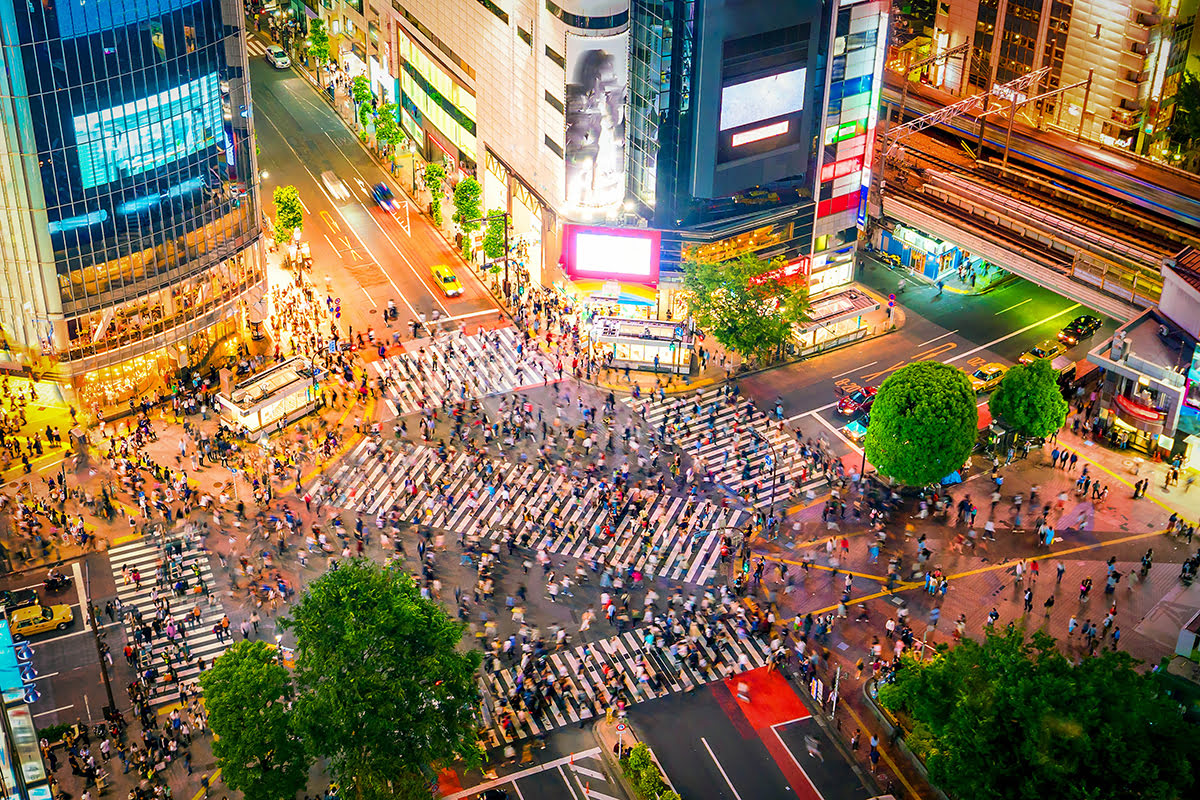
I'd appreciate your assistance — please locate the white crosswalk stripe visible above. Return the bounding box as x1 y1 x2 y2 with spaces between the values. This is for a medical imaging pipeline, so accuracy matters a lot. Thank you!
478 618 772 744
245 37 269 57
628 387 828 508
369 327 554 417
108 536 231 706
313 441 744 585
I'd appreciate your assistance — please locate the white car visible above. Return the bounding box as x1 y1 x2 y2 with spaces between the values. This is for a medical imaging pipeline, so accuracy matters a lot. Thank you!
265 45 291 69
320 170 350 201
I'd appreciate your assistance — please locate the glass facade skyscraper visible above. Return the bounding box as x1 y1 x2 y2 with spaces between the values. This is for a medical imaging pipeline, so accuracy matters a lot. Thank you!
0 0 264 412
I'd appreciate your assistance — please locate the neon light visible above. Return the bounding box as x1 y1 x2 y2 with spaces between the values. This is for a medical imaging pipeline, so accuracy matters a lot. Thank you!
48 210 109 234
731 120 790 147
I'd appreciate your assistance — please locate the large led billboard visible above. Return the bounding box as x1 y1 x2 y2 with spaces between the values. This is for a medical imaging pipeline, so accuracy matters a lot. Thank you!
564 33 628 210
562 224 661 285
73 73 223 190
719 67 806 131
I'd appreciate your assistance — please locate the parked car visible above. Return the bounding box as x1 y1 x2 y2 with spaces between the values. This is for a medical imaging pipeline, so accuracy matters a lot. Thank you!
265 45 291 69
432 264 464 297
1018 339 1067 365
1057 315 1102 345
0 588 40 613
966 362 1008 393
837 386 877 416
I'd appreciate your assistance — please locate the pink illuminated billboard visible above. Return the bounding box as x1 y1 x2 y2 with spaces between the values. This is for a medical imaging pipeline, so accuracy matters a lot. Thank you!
562 224 661 286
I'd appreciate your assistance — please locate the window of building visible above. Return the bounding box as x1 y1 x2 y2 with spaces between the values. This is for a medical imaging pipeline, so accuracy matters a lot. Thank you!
545 45 565 69
544 135 563 157
477 0 509 24
544 91 563 113
518 26 532 47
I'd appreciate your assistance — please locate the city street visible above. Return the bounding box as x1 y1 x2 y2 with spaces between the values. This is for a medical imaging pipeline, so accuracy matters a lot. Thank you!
246 43 501 337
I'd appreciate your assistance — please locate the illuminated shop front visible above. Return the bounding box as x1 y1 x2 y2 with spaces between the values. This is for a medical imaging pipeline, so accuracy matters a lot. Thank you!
559 224 664 320
877 225 965 281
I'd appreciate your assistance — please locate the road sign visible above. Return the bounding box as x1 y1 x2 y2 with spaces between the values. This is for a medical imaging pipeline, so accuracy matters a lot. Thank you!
615 723 626 733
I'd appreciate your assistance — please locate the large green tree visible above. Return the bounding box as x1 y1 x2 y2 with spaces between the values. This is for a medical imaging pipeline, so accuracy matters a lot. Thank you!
988 357 1068 439
682 252 809 363
481 209 508 263
272 185 304 244
452 176 483 232
200 641 311 800
423 162 447 227
308 19 330 86
281 559 482 800
374 103 404 155
878 627 1200 800
864 360 977 486
1170 71 1200 152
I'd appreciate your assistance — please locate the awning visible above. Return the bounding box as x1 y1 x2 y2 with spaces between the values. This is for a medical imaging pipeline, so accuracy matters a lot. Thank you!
1114 394 1166 434
569 280 656 307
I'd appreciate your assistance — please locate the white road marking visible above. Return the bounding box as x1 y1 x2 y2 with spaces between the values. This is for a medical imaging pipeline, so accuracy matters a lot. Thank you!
769 722 829 800
994 298 1032 315
701 736 744 800
32 705 74 719
570 763 605 781
943 303 1080 364
557 765 582 800
444 748 602 800
831 361 877 379
918 329 958 346
810 410 863 456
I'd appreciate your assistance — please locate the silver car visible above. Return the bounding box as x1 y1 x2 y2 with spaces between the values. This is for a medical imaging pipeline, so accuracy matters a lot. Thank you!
265 44 291 69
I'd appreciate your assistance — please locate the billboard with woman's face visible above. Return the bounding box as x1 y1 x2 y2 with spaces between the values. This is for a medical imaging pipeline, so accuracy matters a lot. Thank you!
564 33 628 210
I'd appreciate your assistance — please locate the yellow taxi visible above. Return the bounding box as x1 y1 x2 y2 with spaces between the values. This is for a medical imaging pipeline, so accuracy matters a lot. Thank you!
8 604 73 637
1018 339 1067 365
431 264 464 297
966 362 1008 393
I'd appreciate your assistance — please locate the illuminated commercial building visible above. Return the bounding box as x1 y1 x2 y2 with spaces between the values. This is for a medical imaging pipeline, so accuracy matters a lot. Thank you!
928 0 1200 153
0 0 265 412
317 0 887 316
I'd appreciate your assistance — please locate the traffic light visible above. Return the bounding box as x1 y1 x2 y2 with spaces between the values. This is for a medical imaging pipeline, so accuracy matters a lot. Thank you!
888 293 896 307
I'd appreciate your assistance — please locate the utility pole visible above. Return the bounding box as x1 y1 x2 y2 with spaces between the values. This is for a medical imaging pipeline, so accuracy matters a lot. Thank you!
86 564 117 714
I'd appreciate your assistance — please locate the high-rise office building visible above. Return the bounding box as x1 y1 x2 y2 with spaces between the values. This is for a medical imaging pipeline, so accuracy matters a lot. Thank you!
931 0 1198 153
322 0 887 316
0 0 266 412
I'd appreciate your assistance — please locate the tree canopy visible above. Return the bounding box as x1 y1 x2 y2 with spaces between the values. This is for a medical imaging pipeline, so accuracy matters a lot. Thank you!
481 209 507 262
988 357 1068 439
351 75 373 107
864 360 977 486
308 19 330 66
374 103 403 155
423 162 447 226
199 641 310 800
452 176 483 232
1170 71 1200 152
281 559 482 800
682 252 809 363
878 627 1200 800
272 185 303 244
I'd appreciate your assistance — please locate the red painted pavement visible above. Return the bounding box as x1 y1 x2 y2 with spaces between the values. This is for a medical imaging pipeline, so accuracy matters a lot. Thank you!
437 767 462 797
716 667 823 800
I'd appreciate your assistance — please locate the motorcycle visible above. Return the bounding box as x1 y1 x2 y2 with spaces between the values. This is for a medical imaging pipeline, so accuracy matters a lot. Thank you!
43 572 72 594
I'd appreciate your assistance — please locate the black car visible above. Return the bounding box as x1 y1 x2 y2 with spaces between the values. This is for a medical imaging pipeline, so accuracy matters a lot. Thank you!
0 588 41 613
1057 315 1102 345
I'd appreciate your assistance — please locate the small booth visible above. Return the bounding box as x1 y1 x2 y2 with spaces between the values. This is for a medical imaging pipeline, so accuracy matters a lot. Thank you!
591 316 692 375
215 358 324 434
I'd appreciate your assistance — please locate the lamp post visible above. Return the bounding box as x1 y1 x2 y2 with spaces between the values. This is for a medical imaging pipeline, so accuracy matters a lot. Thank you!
750 429 778 511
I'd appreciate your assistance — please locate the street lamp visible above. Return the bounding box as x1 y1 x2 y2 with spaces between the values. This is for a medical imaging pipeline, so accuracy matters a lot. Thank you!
749 429 778 511
463 211 512 300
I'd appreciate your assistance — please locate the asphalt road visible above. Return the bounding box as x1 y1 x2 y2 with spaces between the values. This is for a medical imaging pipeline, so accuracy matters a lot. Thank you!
1 553 128 728
247 54 500 337
629 666 873 800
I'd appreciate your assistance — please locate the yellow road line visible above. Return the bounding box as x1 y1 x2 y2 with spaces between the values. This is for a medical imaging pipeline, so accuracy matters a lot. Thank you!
1057 440 1177 517
190 768 221 800
761 554 888 582
840 701 926 800
300 395 376 485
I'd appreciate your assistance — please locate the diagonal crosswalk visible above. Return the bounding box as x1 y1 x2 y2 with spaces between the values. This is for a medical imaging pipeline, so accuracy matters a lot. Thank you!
628 387 827 508
479 618 772 745
313 441 747 585
107 535 231 706
369 327 554 418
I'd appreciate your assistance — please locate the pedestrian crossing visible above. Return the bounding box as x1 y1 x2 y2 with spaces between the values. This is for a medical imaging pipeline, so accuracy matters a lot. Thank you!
479 617 772 746
314 440 748 585
369 327 554 418
107 535 231 706
245 37 270 57
629 387 827 508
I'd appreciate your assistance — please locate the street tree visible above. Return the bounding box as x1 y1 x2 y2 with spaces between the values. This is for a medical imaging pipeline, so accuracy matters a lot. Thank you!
200 641 311 800
1170 71 1200 154
374 103 404 156
423 162 447 227
481 209 508 265
281 559 482 800
452 176 483 232
351 75 372 129
864 360 977 486
272 184 303 244
682 252 810 364
877 627 1200 800
308 19 330 86
988 357 1068 439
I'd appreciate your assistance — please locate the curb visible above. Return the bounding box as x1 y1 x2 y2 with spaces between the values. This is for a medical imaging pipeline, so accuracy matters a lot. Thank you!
591 720 641 800
861 680 948 800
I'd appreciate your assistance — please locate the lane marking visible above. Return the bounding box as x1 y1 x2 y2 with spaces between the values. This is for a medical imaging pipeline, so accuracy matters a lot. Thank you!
32 705 74 719
837 703 924 800
943 303 1080 364
701 736 744 800
810 410 863 456
832 361 877 379
994 298 1032 315
445 748 603 800
359 286 378 306
444 309 504 321
570 764 605 781
319 209 339 232
769 724 828 800
298 196 311 214
557 765 581 800
917 329 958 347
190 769 221 800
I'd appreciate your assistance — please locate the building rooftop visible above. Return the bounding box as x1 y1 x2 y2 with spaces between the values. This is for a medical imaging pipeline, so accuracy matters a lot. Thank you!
1172 246 1200 294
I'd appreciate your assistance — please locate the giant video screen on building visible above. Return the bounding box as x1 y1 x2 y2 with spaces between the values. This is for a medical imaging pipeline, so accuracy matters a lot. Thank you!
564 32 628 211
72 73 224 190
